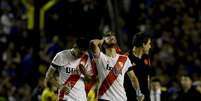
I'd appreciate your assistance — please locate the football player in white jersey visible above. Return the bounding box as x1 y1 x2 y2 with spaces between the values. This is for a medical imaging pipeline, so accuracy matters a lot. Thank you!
90 31 144 101
45 37 93 101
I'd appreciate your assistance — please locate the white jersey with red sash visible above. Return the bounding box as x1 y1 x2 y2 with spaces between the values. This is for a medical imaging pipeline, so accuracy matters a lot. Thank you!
51 49 93 101
94 52 132 101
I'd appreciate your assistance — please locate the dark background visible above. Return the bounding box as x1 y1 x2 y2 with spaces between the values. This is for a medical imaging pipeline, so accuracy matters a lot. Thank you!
0 0 201 100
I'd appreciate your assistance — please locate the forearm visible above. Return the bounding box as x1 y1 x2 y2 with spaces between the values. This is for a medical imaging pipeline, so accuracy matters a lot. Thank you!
45 66 60 88
130 74 140 90
90 39 103 56
45 75 60 88
131 75 142 96
127 71 143 96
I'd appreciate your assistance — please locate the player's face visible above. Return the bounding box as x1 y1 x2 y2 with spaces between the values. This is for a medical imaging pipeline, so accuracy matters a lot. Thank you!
74 47 87 57
151 82 161 91
103 33 117 47
143 39 151 54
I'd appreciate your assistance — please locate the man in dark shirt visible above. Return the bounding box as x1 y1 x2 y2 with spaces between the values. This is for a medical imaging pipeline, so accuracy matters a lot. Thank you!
124 32 152 101
176 75 201 101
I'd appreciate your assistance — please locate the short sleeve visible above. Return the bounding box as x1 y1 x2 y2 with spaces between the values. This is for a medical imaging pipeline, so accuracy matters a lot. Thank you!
53 52 63 64
94 52 106 64
51 52 63 70
124 57 132 72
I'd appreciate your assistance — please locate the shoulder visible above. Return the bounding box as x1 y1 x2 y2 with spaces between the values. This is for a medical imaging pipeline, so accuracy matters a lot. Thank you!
118 54 132 65
51 49 71 66
55 49 70 57
117 54 133 69
118 54 130 61
53 49 71 60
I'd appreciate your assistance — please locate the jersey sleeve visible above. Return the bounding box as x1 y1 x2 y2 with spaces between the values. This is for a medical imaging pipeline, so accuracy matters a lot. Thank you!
51 52 63 70
94 52 106 64
124 57 132 72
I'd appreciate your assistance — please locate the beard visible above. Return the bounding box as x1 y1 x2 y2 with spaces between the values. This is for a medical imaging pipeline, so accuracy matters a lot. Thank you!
101 41 116 53
103 41 116 48
106 43 116 48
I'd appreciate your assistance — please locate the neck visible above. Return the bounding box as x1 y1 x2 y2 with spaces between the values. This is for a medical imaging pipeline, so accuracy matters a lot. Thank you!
71 48 81 58
105 48 117 58
132 47 143 59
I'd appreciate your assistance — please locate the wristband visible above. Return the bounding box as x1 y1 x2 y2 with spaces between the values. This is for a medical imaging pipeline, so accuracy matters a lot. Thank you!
136 89 143 96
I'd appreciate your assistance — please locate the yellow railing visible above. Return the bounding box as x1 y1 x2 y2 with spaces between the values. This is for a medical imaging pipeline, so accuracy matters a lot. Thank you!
21 0 34 30
40 0 58 31
21 0 58 30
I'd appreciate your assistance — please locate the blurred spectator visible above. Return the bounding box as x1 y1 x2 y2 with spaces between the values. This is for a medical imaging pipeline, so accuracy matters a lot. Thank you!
16 84 32 101
47 35 63 59
0 0 201 100
7 84 16 101
150 77 167 101
192 81 201 95
2 42 21 65
166 80 180 101
41 80 57 101
175 75 201 101
19 46 33 84
0 10 14 35
0 76 10 101
32 77 45 101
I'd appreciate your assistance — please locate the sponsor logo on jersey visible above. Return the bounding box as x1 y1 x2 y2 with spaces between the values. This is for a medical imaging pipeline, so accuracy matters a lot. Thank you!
106 64 122 75
66 67 80 75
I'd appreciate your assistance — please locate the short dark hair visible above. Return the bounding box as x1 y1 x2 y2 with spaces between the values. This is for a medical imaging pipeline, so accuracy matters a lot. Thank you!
76 37 90 50
180 74 192 81
151 78 161 84
131 32 151 48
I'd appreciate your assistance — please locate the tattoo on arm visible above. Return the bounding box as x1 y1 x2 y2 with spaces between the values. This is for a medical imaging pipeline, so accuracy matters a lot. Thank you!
45 65 60 88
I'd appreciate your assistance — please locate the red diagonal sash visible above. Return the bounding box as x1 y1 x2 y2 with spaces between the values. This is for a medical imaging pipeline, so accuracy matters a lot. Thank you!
85 59 98 94
98 56 127 96
59 54 88 100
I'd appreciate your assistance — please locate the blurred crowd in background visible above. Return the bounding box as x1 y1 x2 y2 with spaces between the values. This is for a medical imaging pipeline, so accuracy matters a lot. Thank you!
0 0 201 101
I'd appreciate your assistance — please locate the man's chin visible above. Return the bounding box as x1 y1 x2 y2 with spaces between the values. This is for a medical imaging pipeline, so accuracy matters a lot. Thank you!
106 43 116 48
